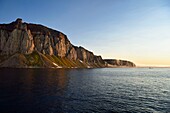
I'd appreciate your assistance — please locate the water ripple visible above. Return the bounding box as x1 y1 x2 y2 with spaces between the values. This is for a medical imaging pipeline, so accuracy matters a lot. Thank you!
0 68 170 113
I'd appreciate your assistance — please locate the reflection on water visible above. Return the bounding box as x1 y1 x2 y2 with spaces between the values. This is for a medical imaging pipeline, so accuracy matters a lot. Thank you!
0 68 69 113
0 68 170 113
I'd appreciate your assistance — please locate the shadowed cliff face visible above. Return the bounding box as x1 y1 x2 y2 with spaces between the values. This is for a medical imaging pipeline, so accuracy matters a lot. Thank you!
0 18 135 68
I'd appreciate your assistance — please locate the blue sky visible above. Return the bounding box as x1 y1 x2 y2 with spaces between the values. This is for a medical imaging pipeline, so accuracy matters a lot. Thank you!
1 0 170 66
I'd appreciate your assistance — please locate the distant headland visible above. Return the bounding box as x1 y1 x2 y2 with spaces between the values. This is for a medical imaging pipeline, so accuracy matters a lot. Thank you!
0 18 135 68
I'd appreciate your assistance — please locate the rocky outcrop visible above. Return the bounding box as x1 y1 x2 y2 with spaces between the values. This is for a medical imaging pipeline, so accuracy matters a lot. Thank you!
0 19 34 55
104 59 136 67
0 18 136 68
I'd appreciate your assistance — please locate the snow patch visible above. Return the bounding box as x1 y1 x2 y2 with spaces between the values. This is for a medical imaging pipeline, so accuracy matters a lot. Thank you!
79 60 83 63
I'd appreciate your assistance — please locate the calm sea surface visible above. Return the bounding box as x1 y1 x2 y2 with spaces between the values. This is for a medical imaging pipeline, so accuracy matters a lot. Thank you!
0 68 170 113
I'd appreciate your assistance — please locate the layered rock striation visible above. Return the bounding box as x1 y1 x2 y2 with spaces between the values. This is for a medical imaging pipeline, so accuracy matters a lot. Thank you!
0 18 135 68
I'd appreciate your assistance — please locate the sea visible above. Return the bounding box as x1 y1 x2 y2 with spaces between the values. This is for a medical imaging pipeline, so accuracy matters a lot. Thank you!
0 68 169 113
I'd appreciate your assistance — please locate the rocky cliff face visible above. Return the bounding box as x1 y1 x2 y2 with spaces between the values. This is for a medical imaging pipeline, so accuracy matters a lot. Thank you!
0 18 106 68
104 59 136 67
0 18 135 68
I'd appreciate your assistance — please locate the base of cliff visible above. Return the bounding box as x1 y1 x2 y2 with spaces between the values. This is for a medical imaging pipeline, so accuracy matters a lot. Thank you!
0 51 107 68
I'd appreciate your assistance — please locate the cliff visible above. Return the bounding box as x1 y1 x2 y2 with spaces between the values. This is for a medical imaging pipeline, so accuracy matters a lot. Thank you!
104 59 136 67
0 18 135 68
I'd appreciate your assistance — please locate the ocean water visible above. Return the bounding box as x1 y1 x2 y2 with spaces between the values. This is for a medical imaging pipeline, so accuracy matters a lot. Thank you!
0 68 170 113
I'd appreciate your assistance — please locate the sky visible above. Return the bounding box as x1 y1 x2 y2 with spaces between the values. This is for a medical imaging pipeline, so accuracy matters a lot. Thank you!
0 0 170 66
